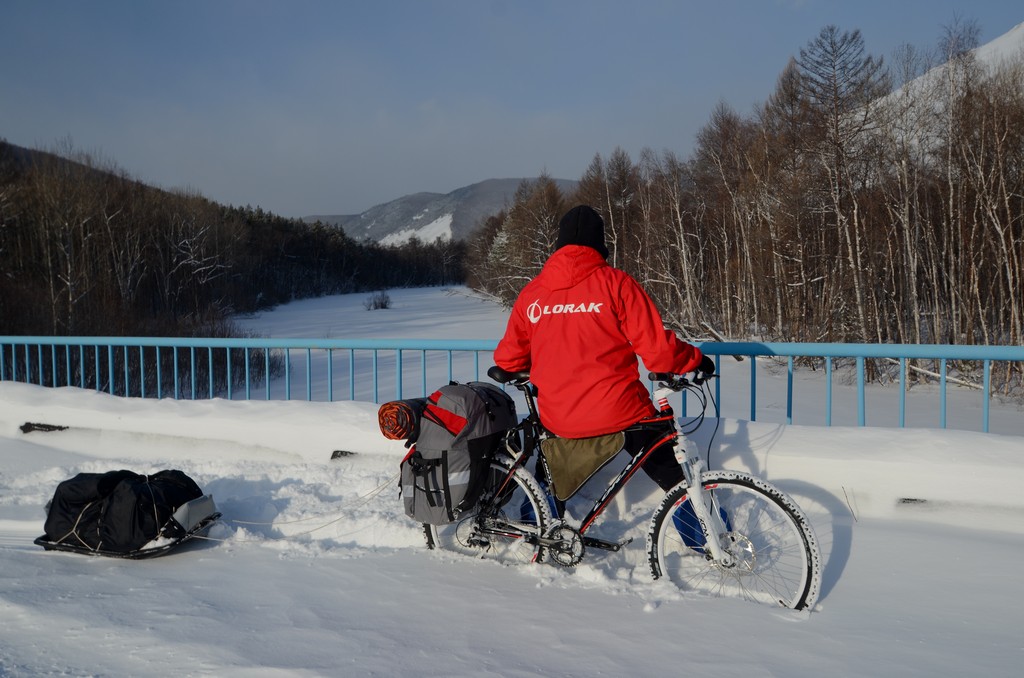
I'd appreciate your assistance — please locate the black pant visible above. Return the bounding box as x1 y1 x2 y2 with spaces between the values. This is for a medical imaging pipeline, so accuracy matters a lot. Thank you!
623 421 683 492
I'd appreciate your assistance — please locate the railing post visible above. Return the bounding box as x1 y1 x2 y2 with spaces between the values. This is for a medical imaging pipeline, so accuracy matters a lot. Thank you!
395 349 403 400
265 348 271 400
786 356 794 425
226 347 233 400
713 354 721 418
327 349 334 402
899 357 907 428
245 347 252 400
856 356 865 426
749 356 757 422
940 359 947 429
107 345 114 395
372 350 379 403
420 349 427 397
983 360 991 433
284 348 291 401
306 348 312 401
825 356 833 426
348 350 355 401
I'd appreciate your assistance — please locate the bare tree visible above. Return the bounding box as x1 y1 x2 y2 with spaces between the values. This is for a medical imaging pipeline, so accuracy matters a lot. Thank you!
25 141 101 334
477 176 567 306
797 25 890 342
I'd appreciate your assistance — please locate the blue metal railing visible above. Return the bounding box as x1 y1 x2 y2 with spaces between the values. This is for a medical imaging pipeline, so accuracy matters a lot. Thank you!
1 336 1021 434
0 337 490 404
704 342 1024 434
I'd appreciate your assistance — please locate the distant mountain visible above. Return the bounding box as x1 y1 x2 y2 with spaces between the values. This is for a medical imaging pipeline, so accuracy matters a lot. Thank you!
889 21 1024 102
973 20 1024 67
0 140 38 168
304 177 577 245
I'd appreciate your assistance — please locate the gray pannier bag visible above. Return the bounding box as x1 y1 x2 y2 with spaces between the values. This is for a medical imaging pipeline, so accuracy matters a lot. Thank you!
400 381 518 524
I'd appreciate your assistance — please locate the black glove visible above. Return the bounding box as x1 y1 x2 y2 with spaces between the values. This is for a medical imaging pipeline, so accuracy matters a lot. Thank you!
697 354 716 375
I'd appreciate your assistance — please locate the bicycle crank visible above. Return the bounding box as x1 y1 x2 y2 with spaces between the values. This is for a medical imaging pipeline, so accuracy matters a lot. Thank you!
582 535 633 552
541 523 585 566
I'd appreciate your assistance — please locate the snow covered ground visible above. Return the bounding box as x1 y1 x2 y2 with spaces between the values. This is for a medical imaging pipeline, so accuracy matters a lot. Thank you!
2 287 1023 677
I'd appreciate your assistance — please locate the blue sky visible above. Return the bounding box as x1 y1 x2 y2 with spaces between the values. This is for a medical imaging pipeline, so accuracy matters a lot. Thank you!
2 1 1021 218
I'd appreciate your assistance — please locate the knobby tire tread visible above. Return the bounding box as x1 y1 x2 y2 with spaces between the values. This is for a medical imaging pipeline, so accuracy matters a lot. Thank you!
646 470 822 610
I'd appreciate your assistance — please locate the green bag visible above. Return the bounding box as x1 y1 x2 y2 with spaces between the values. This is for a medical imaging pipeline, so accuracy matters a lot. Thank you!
541 432 625 501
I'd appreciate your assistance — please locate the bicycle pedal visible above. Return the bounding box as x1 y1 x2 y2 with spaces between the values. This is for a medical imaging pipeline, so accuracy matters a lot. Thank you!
581 536 633 552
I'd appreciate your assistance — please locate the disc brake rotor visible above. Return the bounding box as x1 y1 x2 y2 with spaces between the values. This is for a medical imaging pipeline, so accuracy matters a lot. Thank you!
717 532 756 572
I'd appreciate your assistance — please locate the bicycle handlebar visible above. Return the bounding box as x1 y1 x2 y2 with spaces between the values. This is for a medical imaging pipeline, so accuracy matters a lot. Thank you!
647 371 718 389
488 364 717 392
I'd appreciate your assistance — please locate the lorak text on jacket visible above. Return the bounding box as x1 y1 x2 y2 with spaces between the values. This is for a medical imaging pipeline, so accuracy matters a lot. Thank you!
526 299 604 323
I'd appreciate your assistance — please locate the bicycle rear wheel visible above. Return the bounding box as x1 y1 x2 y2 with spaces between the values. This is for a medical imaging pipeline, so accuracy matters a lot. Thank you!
424 453 551 565
647 471 821 610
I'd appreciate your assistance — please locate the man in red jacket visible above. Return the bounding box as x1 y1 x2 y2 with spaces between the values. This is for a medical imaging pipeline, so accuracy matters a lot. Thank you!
494 204 714 492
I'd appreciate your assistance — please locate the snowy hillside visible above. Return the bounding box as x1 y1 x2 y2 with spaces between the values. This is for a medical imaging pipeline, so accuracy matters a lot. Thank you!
888 19 1024 105
974 20 1024 67
2 287 1023 676
305 177 576 245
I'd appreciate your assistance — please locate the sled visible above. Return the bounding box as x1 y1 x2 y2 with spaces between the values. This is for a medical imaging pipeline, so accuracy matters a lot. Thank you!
35 494 220 559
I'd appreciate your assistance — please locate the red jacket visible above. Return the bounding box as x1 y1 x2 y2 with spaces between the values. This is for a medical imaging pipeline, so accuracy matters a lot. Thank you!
494 245 704 438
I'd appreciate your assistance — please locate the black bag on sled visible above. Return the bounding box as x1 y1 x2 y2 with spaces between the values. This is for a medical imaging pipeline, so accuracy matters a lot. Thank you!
398 381 517 525
35 469 219 558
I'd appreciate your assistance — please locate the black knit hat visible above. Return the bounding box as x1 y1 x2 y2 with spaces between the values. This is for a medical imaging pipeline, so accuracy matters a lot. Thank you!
555 205 609 259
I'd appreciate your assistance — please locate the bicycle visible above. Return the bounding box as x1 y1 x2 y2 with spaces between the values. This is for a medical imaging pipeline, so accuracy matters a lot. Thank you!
422 364 823 611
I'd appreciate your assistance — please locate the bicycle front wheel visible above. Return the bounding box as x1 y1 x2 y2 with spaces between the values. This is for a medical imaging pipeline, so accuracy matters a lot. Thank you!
647 471 821 610
424 453 552 565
